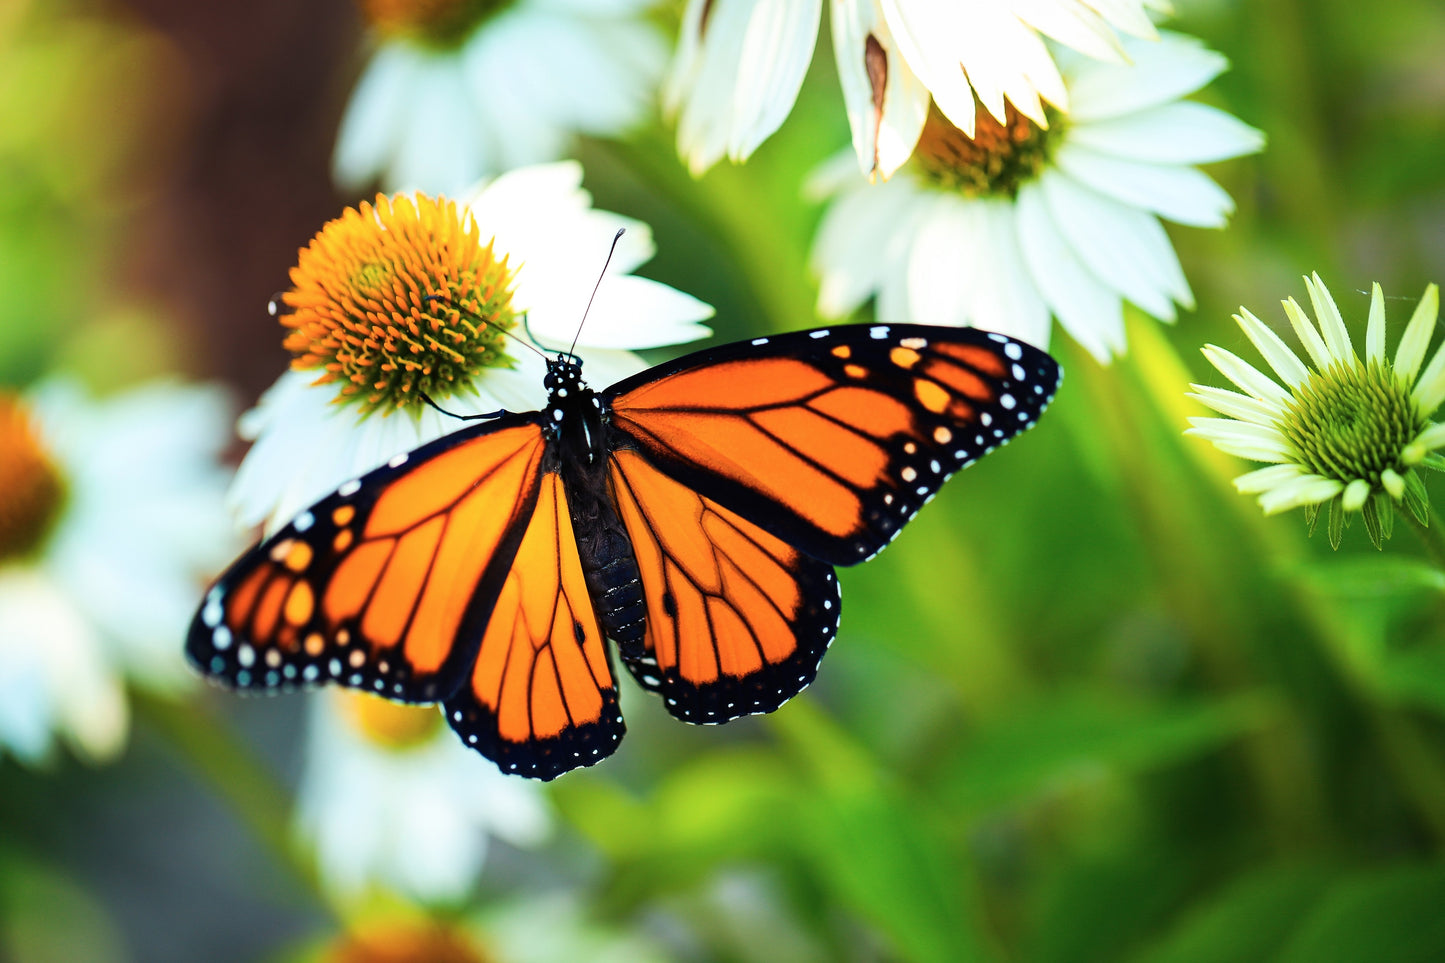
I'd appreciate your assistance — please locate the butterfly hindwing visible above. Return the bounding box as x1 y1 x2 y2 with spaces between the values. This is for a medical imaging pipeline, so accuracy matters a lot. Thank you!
606 323 1060 566
444 471 624 780
187 415 548 703
608 448 840 724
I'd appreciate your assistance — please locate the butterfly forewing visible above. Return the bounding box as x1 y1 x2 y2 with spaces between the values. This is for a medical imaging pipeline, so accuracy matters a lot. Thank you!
444 472 624 780
187 416 547 703
606 324 1060 566
608 449 840 724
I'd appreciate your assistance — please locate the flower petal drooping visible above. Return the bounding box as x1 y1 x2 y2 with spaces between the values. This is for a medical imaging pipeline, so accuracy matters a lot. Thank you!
1188 275 1444 548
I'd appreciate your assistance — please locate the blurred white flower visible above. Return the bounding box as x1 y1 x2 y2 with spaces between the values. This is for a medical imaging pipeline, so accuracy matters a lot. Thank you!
229 161 714 534
668 0 1166 178
1188 274 1445 548
297 689 550 903
335 0 666 195
0 380 236 764
810 30 1263 360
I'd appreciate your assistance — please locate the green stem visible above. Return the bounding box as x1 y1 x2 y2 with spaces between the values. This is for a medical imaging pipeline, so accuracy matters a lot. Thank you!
134 691 334 915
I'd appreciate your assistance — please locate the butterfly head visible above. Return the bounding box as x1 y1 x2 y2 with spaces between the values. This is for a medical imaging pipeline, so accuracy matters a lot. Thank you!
544 353 586 396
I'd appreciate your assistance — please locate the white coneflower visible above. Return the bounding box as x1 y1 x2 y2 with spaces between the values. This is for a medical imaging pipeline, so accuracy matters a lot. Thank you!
0 380 236 763
228 161 714 534
335 0 666 195
810 30 1262 360
296 690 549 903
1188 274 1445 548
668 0 1164 178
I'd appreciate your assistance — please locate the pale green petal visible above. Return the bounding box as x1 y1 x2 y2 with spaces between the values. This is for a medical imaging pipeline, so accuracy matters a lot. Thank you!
1200 345 1292 406
1394 282 1439 384
1281 297 1333 370
1381 468 1405 500
1186 417 1293 461
1305 272 1355 364
1187 383 1285 426
1366 282 1386 364
1234 307 1309 388
1406 423 1445 461
1258 475 1344 514
1341 478 1370 511
1233 463 1304 494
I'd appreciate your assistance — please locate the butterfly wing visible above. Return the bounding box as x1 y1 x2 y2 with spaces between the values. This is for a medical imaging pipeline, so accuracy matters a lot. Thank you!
187 415 548 703
605 323 1060 566
444 471 624 779
608 448 839 724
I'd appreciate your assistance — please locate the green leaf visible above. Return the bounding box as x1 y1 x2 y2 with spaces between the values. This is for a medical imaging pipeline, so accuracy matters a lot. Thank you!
1134 864 1335 963
939 692 1275 814
1288 556 1445 598
1362 496 1384 549
1329 496 1346 549
1276 864 1445 963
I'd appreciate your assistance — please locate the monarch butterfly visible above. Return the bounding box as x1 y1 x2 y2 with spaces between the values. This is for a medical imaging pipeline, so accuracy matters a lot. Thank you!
189 322 1060 779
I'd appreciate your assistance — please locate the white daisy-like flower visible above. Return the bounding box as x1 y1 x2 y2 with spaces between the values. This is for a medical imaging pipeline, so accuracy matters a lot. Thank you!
229 161 714 534
1188 274 1445 548
335 0 666 195
0 380 236 764
810 30 1263 360
296 689 550 902
668 0 1166 178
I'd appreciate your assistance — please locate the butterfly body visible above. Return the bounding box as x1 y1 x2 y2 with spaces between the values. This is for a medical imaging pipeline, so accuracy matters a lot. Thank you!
191 323 1061 779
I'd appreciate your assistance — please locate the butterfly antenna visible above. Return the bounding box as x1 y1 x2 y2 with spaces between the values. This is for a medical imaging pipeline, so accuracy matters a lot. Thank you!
570 228 626 359
422 294 546 360
417 391 506 422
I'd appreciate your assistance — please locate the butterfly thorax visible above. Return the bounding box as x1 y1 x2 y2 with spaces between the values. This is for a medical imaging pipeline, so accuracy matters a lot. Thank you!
544 356 648 661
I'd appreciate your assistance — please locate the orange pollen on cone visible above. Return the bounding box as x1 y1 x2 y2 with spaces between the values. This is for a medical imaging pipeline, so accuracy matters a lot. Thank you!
279 193 518 415
326 920 493 963
912 101 1059 199
357 0 511 45
0 393 66 563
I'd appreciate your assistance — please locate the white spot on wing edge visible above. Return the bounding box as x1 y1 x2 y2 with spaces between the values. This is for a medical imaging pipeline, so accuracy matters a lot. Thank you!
294 511 314 532
751 337 769 345
338 479 361 497
870 326 890 339
809 329 830 339
388 452 409 468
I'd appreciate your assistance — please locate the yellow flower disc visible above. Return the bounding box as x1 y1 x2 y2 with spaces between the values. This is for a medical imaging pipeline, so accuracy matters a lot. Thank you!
0 393 66 563
340 691 444 751
281 194 517 415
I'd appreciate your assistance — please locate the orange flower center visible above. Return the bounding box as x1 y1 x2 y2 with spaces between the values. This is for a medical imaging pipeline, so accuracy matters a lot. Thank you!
0 393 66 564
280 194 518 415
912 101 1060 199
327 921 492 963
341 691 444 750
358 0 512 46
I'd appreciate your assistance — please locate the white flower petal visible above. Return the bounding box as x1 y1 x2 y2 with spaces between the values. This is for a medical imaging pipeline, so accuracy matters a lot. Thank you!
1366 282 1386 364
1013 0 1129 62
727 0 823 160
1280 297 1334 371
1069 102 1264 165
389 56 491 195
1232 463 1305 494
1053 143 1237 227
812 176 928 317
1040 169 1192 321
1342 478 1371 511
1396 281 1441 386
965 199 1051 347
1199 345 1293 406
571 275 714 349
904 196 979 324
1067 31 1227 122
1015 181 1123 360
332 45 418 190
1408 422 1445 454
1233 307 1310 388
831 0 929 179
1186 416 1293 457
1304 272 1355 364
1187 383 1285 426
1258 475 1344 514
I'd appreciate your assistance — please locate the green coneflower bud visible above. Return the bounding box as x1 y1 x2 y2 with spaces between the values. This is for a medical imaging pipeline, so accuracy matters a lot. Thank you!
1188 273 1444 549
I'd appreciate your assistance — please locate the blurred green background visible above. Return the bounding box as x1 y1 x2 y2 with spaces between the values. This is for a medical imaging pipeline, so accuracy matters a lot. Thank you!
3 0 1445 960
